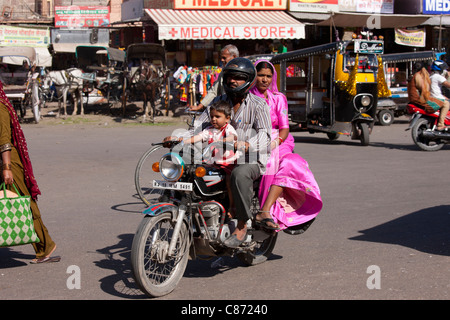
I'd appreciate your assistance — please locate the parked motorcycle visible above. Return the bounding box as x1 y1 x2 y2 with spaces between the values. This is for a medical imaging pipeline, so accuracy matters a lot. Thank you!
406 103 450 151
131 140 280 297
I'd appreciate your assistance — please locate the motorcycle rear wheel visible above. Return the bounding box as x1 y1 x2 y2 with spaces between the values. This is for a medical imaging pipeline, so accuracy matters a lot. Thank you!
412 118 445 151
131 213 189 298
135 144 166 206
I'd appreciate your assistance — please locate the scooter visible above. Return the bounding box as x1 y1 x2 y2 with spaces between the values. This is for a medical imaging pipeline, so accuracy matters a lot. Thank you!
406 103 450 151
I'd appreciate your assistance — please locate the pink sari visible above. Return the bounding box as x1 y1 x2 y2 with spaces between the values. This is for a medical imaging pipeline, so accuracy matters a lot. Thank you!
250 60 322 231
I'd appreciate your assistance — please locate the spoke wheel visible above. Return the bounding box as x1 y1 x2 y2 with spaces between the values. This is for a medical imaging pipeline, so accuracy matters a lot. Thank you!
131 213 189 297
135 145 167 206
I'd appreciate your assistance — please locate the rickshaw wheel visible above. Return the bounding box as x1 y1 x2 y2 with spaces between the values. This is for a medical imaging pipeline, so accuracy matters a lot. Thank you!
327 132 339 141
357 122 370 146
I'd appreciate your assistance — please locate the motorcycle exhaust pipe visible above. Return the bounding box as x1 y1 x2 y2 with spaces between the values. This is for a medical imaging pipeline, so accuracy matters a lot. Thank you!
421 130 450 140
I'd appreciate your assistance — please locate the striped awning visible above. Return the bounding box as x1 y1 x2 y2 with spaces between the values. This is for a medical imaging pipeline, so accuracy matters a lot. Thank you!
145 9 305 40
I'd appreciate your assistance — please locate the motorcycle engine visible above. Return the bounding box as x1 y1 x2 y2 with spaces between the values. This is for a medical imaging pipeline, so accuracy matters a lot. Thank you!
200 202 222 239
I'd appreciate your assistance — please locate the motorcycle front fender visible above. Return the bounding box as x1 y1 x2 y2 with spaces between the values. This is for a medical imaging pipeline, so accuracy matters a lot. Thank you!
406 113 422 131
142 202 178 217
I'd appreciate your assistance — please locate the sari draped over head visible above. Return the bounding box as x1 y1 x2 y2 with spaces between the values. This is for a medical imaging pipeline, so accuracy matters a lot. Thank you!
249 59 323 231
249 59 280 105
0 81 41 200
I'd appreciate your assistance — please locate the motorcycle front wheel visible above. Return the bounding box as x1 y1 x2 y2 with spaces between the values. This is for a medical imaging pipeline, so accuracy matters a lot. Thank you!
131 213 189 297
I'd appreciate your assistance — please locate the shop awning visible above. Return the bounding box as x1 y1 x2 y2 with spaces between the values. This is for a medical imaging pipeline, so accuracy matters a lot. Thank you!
145 9 305 40
317 12 432 28
422 15 450 26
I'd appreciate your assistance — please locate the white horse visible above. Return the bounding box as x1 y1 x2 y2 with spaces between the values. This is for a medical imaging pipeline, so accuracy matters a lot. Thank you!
45 68 84 117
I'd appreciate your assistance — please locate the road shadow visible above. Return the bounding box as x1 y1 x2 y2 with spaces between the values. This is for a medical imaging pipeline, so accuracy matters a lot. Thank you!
0 248 34 268
95 231 283 299
350 205 450 256
95 233 148 299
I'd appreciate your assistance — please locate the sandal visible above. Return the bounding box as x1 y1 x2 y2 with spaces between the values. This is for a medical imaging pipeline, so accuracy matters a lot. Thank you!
255 211 280 230
30 256 61 264
255 218 280 230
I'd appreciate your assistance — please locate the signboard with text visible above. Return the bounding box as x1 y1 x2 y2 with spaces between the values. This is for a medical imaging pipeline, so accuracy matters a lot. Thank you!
395 28 426 47
174 0 287 10
423 0 450 14
159 25 304 39
0 25 50 47
339 0 394 13
55 6 110 28
290 0 338 13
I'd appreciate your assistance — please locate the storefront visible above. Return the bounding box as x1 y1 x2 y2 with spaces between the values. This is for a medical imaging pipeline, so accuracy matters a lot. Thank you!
144 7 305 66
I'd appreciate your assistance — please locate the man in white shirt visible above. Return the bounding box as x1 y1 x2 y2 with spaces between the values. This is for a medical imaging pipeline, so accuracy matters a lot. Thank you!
430 60 450 130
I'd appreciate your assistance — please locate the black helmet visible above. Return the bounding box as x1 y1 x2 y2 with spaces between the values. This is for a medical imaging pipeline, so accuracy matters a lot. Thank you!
222 57 256 98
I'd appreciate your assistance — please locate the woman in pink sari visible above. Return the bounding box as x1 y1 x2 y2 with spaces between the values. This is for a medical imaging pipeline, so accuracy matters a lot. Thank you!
250 60 322 232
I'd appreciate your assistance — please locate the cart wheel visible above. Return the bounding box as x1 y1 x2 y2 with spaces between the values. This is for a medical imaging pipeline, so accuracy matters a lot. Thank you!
378 109 394 126
357 122 370 146
327 132 339 141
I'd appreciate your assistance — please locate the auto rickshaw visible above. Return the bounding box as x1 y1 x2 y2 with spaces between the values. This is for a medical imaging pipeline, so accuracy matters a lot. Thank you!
271 36 389 146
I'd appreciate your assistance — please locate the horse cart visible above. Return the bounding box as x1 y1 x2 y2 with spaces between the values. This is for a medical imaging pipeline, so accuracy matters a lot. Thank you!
0 46 41 123
124 43 171 121
75 45 126 114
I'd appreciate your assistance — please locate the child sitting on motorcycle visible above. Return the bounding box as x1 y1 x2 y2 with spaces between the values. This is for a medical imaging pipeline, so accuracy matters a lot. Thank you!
182 100 240 216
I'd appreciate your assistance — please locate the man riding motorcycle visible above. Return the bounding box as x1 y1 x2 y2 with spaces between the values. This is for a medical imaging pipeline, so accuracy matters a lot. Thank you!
163 57 272 248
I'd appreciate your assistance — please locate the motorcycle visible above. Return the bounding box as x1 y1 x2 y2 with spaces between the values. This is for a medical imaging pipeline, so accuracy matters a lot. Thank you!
406 103 450 151
131 140 281 297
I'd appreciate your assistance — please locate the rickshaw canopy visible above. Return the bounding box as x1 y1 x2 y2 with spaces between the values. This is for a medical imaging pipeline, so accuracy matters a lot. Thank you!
75 45 126 66
126 43 166 66
382 51 438 64
0 46 36 65
270 42 341 64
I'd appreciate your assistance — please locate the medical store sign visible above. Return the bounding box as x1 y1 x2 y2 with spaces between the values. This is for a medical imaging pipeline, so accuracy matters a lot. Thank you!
423 0 450 14
159 25 304 39
55 6 110 28
174 0 287 10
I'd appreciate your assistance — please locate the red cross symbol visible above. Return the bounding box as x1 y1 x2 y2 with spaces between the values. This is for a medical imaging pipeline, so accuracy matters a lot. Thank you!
288 27 296 37
169 28 178 37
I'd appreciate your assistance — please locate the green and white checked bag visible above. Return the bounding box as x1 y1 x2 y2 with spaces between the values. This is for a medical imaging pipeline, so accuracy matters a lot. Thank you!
0 182 40 247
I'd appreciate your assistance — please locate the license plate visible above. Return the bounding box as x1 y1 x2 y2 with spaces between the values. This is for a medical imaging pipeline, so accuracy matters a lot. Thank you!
153 180 193 191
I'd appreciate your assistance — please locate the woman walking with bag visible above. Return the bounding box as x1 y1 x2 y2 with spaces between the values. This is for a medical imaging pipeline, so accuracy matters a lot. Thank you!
0 81 60 264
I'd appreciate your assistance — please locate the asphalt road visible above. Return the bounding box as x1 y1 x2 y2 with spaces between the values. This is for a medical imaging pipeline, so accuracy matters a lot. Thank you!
1 113 449 302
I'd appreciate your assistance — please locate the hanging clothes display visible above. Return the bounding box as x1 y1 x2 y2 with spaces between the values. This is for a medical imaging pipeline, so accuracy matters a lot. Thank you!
173 66 221 105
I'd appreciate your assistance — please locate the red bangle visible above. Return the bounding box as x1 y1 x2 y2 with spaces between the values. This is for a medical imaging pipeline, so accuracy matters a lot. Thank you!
278 137 284 144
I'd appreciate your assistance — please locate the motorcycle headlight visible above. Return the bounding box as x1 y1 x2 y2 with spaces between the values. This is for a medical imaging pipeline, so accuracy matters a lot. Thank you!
159 152 185 182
